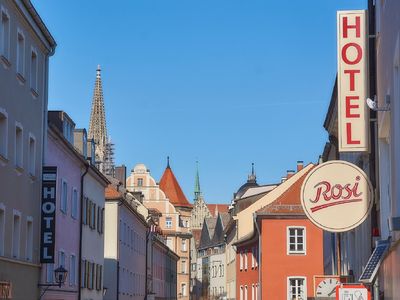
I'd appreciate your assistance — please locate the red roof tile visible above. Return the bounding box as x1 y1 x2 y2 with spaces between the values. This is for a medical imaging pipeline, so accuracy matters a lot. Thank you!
105 185 122 199
207 204 229 217
159 166 192 208
257 166 314 215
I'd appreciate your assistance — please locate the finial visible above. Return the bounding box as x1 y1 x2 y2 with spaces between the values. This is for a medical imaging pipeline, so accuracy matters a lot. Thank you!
251 162 255 176
96 65 101 78
167 156 170 168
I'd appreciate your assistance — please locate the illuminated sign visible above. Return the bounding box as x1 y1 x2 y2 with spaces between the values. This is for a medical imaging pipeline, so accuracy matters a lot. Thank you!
337 10 369 152
301 161 373 232
40 166 57 263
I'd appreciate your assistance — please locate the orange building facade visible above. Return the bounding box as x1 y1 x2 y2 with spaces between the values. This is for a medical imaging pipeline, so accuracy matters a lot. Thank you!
235 164 324 300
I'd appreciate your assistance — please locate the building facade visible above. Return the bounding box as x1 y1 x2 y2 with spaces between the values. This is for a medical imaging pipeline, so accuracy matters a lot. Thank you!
104 180 148 300
370 1 400 298
80 160 109 300
0 0 56 298
40 112 87 299
127 160 192 299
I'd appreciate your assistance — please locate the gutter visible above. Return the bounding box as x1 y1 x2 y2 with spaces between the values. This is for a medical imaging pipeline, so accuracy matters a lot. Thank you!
78 164 89 300
253 213 262 300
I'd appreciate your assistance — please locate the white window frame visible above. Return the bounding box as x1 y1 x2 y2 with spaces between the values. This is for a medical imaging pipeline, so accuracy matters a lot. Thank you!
0 107 8 160
244 250 248 270
166 217 172 228
25 216 33 261
28 133 36 176
58 249 66 268
16 28 25 79
30 47 38 94
181 283 187 296
70 254 76 286
71 187 78 219
181 238 187 252
0 6 10 63
11 209 21 259
14 122 23 169
240 251 243 270
251 247 255 268
287 226 306 255
245 285 248 300
0 203 5 256
60 179 68 214
252 284 255 300
287 276 307 300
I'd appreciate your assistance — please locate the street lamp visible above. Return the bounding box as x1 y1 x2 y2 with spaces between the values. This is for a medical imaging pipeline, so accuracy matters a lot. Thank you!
38 265 68 299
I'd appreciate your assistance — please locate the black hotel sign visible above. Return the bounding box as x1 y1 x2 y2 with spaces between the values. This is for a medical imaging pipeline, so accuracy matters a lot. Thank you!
40 166 57 263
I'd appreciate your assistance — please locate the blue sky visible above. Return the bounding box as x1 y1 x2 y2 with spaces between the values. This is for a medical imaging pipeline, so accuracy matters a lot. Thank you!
33 0 367 204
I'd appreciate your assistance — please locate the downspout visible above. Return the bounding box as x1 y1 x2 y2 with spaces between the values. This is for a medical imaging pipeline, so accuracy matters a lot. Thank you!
253 213 261 300
78 164 89 300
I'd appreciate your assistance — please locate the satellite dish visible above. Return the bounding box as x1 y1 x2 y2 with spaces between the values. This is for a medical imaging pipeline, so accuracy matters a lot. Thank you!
366 97 377 110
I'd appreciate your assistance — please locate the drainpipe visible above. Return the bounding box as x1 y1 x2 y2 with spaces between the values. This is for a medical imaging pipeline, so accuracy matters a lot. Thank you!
253 213 261 300
78 164 89 300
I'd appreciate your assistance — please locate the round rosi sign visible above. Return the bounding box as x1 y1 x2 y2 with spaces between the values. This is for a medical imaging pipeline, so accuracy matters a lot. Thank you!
301 160 373 232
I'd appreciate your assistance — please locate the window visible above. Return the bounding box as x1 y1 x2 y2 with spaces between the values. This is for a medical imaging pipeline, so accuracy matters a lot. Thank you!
63 119 74 144
15 123 23 169
91 202 96 229
240 251 243 270
137 178 143 186
252 247 255 268
182 239 187 251
245 285 248 300
70 254 76 286
244 250 248 270
0 8 10 62
16 30 25 77
181 260 186 274
28 134 35 175
181 283 187 296
240 286 244 300
166 217 172 228
287 277 306 300
71 188 78 219
166 237 173 251
47 263 54 283
25 217 33 261
61 180 67 213
0 108 8 159
255 284 258 300
252 284 255 300
191 263 196 272
12 211 21 258
96 264 102 291
82 197 87 225
30 49 38 93
58 250 65 269
0 204 5 256
287 227 306 254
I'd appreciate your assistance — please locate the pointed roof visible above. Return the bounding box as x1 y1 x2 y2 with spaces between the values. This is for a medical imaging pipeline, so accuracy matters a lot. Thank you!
207 204 229 217
194 161 201 200
257 167 313 215
159 158 192 208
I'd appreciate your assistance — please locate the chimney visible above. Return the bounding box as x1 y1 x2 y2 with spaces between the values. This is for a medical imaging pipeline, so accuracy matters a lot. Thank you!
287 170 295 179
297 161 304 172
115 165 127 188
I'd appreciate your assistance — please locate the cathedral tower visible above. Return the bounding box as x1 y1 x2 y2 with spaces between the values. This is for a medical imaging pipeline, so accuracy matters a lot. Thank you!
88 65 115 175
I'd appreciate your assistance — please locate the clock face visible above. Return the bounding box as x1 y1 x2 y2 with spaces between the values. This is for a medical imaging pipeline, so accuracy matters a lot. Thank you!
316 278 341 298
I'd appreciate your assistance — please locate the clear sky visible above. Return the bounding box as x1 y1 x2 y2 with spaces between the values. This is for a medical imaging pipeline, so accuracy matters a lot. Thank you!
33 0 367 204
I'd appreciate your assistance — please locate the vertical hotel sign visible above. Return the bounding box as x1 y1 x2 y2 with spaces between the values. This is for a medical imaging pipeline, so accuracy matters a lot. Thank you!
40 166 57 263
337 10 369 152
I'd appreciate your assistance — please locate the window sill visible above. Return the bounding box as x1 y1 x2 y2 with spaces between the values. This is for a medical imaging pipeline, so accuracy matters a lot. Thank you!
16 73 26 84
0 55 11 68
30 88 39 98
0 154 8 166
15 166 24 175
288 252 306 255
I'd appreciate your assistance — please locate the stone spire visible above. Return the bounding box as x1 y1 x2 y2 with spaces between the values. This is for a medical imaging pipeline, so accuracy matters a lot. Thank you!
88 65 115 175
194 161 201 200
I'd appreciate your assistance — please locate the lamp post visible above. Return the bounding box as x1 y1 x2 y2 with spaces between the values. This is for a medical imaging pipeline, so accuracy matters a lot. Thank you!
38 265 68 300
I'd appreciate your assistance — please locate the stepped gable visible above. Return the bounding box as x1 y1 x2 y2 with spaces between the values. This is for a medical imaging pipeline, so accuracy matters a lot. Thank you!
207 204 229 217
159 158 192 208
257 166 314 215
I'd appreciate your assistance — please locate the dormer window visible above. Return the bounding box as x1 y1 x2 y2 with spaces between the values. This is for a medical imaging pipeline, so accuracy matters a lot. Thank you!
137 178 143 187
62 117 74 144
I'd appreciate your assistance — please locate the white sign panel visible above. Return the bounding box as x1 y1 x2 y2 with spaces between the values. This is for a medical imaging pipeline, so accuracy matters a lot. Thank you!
337 10 369 152
301 161 373 232
337 286 369 300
